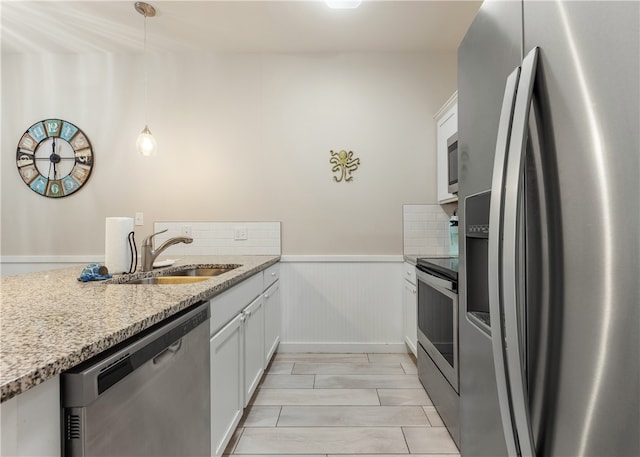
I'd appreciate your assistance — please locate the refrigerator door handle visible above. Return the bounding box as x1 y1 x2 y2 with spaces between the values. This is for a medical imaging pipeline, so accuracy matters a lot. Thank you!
488 65 521 457
502 47 540 457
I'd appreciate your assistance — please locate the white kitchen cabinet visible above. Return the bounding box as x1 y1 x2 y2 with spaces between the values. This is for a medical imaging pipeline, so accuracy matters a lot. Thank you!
207 261 280 457
435 92 458 203
243 295 264 407
209 272 262 457
0 375 60 457
210 313 244 457
263 280 281 367
402 262 418 357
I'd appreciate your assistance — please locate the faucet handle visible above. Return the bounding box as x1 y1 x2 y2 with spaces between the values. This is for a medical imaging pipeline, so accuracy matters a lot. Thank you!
143 229 168 247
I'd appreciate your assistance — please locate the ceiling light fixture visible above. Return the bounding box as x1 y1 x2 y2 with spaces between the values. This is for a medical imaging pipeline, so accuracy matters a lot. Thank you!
325 0 362 9
135 1 157 157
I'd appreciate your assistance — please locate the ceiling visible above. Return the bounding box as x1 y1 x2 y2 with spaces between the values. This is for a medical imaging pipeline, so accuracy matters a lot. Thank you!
1 1 482 54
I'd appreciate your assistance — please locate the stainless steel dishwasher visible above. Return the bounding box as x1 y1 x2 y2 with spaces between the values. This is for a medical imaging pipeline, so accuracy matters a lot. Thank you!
61 301 210 457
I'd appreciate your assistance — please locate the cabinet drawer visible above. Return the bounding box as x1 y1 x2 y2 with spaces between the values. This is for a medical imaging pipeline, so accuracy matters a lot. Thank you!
404 262 416 285
263 263 280 290
210 274 262 336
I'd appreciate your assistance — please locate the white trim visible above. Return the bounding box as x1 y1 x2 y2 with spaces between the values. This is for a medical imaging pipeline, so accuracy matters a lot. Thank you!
1 254 404 264
0 255 104 264
433 90 458 120
280 255 404 263
277 343 408 354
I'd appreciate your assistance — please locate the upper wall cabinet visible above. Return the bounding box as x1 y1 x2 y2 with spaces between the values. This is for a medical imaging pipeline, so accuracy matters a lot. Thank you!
435 92 458 204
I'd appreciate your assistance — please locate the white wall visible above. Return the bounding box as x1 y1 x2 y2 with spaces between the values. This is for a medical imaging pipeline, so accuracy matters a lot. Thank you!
1 51 456 257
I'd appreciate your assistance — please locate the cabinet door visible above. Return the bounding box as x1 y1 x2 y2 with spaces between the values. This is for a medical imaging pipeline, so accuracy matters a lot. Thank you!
435 94 458 203
403 280 418 357
263 280 281 367
210 313 243 457
243 296 264 407
1 375 60 457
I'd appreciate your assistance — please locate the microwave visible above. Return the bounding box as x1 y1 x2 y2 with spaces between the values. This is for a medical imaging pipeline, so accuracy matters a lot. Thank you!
447 133 458 194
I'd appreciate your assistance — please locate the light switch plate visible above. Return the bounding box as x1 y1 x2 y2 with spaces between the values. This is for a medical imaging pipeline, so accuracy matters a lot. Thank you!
135 212 144 226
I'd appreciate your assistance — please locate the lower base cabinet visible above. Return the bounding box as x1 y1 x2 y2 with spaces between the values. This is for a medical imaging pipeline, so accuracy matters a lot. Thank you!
0 375 60 457
209 263 281 457
402 262 418 357
243 296 264 407
402 279 417 357
263 281 281 366
210 313 244 457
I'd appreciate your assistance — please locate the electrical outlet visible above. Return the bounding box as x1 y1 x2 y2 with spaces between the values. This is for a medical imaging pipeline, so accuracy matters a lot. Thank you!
135 212 144 226
181 225 192 237
234 226 248 241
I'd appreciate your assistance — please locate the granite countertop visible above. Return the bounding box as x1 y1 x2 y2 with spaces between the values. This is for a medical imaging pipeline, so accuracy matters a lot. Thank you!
0 255 279 403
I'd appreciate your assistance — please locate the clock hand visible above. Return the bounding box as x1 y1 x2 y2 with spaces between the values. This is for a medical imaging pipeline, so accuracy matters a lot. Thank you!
49 139 62 179
52 139 57 179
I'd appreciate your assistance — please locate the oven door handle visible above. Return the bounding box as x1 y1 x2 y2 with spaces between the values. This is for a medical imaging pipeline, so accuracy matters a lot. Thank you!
488 64 521 457
416 269 456 294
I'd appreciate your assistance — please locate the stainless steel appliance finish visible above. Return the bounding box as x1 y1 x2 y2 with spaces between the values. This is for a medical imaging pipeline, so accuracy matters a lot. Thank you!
458 1 639 456
416 257 460 447
417 268 458 392
61 302 211 457
447 133 459 194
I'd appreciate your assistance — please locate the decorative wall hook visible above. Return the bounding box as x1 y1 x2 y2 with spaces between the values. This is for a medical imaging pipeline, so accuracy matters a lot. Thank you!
329 149 360 182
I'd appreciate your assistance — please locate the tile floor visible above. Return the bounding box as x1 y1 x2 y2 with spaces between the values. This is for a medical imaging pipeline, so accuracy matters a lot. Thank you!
224 353 460 457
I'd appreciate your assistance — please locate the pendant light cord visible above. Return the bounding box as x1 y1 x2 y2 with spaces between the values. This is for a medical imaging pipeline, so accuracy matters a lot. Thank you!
143 12 148 127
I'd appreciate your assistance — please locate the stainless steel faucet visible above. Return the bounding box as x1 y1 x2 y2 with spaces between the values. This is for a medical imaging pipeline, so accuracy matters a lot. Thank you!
140 229 193 272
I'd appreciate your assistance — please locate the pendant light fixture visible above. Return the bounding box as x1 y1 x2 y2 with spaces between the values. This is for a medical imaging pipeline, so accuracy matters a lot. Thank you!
135 1 157 156
325 0 362 8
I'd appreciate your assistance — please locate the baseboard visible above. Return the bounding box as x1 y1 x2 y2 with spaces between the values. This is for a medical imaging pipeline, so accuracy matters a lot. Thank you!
277 342 408 354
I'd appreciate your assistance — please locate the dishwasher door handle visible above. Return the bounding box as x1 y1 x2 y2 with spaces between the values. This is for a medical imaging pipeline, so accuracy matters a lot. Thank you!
153 339 183 365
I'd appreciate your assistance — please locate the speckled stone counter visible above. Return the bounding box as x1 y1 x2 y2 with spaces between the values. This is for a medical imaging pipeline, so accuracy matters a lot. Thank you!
0 255 279 403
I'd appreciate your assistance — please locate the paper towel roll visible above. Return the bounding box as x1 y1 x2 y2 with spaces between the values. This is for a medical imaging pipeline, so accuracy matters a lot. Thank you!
105 217 134 274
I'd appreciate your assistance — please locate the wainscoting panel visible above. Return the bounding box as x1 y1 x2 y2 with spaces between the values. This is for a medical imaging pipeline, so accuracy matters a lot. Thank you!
0 256 100 276
279 256 405 353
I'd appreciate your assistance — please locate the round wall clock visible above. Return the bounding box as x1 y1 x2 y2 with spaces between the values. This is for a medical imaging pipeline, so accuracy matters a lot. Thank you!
16 119 93 198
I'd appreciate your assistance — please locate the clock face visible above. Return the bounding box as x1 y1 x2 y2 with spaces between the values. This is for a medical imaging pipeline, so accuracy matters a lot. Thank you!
16 119 93 198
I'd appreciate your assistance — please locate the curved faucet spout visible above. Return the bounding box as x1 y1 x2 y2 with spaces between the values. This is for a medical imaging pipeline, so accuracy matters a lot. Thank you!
155 236 193 254
140 229 193 272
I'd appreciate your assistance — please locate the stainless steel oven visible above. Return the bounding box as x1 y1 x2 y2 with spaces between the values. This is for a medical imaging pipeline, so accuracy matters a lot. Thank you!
416 259 459 392
416 256 460 447
416 257 460 448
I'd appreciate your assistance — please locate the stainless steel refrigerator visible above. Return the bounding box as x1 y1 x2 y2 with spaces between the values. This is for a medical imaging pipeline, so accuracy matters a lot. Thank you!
457 1 639 456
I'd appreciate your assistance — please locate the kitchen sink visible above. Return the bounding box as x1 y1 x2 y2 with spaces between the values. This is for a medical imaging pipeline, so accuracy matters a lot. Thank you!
166 266 240 277
116 264 241 285
123 276 212 285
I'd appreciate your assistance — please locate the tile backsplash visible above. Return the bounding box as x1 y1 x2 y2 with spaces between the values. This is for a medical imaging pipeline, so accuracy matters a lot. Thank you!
152 221 281 257
403 205 455 256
